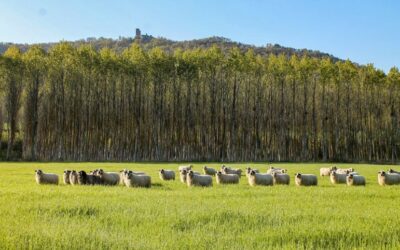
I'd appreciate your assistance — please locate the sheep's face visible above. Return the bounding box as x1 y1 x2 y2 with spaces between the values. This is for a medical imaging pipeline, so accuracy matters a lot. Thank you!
64 170 71 174
388 169 394 173
160 169 164 174
216 171 222 176
250 170 256 176
295 173 301 178
348 174 354 179
330 171 336 176
187 170 194 178
98 169 105 176
272 172 277 177
246 168 252 174
203 166 207 170
379 171 386 176
180 169 187 175
35 169 43 175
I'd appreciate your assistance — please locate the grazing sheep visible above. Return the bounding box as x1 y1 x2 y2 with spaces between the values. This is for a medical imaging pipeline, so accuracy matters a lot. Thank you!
125 172 151 188
77 170 99 185
295 173 317 186
159 169 175 181
203 166 217 176
35 169 59 185
178 165 193 172
336 168 354 175
272 172 290 185
346 174 366 186
320 166 337 177
221 166 242 177
97 169 120 186
247 170 273 186
63 170 71 184
69 170 79 185
378 171 400 186
186 170 212 187
266 167 287 174
245 167 260 177
388 169 400 175
215 171 239 184
330 171 347 184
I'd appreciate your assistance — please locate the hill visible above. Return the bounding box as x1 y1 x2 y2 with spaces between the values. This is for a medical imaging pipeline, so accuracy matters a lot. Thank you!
0 33 340 61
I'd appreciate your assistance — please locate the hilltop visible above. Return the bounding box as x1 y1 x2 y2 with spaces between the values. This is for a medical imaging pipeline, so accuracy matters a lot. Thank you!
0 33 340 61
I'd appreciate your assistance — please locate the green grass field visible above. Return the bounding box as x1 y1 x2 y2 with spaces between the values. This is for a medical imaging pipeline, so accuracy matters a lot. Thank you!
1 162 400 249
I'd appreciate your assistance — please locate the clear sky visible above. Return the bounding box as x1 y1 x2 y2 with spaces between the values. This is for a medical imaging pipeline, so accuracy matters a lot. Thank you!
0 0 399 72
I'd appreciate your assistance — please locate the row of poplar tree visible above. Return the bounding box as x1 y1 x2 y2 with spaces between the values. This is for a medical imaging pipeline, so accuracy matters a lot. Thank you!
0 43 399 162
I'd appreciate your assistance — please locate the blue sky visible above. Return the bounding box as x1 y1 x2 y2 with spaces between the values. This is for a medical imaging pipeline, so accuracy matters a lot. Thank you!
0 0 399 72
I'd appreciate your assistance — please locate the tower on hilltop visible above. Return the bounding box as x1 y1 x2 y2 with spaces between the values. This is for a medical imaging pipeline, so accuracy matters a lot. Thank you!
135 28 142 42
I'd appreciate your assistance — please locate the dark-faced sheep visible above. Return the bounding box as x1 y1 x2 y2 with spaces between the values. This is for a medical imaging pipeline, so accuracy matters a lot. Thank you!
159 169 175 181
346 174 366 186
295 173 317 186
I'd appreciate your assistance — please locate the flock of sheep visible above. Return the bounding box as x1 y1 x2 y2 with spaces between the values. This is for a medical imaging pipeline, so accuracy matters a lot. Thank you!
34 165 400 187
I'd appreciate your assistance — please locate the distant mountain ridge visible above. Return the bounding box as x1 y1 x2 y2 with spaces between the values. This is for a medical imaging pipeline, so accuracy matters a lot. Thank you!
0 33 340 61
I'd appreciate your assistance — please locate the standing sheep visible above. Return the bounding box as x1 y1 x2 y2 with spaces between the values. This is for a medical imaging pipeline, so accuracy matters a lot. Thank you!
125 172 151 188
221 166 242 177
272 172 290 185
247 170 273 186
203 166 217 176
180 169 200 183
330 171 347 184
320 166 337 177
215 171 239 184
77 170 99 185
267 167 287 174
98 169 120 186
69 170 79 185
295 173 317 186
186 170 212 187
159 169 175 181
346 174 366 186
35 170 59 185
63 170 71 184
378 171 400 186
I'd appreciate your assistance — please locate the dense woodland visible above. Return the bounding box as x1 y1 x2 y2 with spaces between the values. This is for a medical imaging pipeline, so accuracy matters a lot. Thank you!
0 41 399 162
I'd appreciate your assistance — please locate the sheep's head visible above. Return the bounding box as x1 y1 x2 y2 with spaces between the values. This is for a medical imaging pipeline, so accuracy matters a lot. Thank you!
64 170 71 174
180 169 187 175
203 166 207 170
216 171 222 176
78 170 87 177
388 169 394 173
295 173 302 178
250 170 256 176
246 168 252 174
330 171 337 176
378 171 386 176
35 169 43 175
187 170 194 177
348 174 354 179
160 169 165 174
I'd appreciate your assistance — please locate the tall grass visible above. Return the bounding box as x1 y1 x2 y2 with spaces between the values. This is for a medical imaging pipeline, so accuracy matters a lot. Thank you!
0 162 399 249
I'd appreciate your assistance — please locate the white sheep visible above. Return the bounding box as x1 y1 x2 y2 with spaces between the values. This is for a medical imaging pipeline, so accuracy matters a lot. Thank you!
266 166 287 174
178 165 193 172
159 169 175 181
35 169 59 185
63 170 71 184
320 166 337 176
125 172 151 188
336 168 354 175
378 171 400 186
69 170 79 185
247 170 273 186
346 174 366 186
221 166 242 177
186 170 212 187
272 172 290 185
295 173 317 186
330 171 347 184
203 166 217 176
98 169 120 185
120 169 145 184
215 171 239 184
180 169 200 183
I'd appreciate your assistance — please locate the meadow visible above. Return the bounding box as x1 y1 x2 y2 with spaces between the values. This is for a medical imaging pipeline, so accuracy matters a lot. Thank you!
0 162 400 249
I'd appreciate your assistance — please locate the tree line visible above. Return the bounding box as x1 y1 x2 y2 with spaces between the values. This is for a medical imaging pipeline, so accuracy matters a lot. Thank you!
0 43 399 162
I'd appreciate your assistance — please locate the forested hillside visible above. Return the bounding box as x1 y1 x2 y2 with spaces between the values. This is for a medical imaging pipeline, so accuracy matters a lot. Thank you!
0 41 399 162
0 35 340 61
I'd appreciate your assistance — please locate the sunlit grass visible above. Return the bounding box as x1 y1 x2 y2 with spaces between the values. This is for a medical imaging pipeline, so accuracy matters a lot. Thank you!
0 162 399 249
